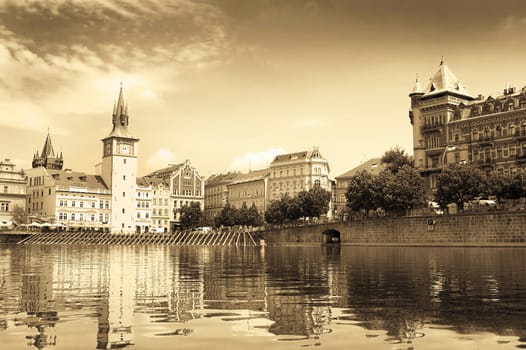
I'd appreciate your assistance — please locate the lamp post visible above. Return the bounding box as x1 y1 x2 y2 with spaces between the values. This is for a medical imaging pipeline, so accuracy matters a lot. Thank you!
441 145 457 169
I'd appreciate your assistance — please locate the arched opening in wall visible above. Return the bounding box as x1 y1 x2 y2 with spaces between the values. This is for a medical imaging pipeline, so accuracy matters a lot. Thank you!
322 229 341 244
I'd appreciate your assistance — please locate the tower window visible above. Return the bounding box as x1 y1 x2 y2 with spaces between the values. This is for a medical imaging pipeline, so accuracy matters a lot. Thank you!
122 208 125 214
123 159 127 164
123 175 126 180
123 192 126 197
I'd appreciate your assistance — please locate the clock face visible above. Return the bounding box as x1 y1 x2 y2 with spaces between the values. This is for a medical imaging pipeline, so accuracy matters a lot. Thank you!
120 144 130 155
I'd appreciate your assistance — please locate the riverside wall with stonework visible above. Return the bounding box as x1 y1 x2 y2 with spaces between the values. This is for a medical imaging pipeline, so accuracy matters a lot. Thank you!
260 211 526 246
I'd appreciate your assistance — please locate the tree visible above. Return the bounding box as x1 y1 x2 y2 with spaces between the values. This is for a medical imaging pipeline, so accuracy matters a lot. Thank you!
214 203 240 227
264 199 287 224
435 164 485 210
179 202 203 230
345 170 380 216
247 203 263 227
11 205 27 225
299 187 331 218
238 202 250 226
381 146 414 174
379 165 425 215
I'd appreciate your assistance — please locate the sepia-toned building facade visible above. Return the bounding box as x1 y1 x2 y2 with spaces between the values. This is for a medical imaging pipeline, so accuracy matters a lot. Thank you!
203 172 240 223
135 177 152 233
0 159 26 222
410 60 526 193
100 85 139 234
146 160 204 231
226 169 269 215
25 166 111 229
267 147 331 201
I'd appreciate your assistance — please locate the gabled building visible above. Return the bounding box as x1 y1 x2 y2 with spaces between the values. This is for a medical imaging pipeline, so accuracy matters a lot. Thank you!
32 132 64 170
267 147 331 201
410 60 526 193
0 159 26 222
146 160 204 232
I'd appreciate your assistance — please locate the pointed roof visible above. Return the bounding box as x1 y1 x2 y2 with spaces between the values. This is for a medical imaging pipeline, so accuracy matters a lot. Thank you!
409 75 424 96
40 133 55 158
104 83 136 139
422 60 474 99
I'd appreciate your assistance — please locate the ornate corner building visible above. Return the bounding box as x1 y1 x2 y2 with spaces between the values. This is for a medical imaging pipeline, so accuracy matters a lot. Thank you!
410 60 526 194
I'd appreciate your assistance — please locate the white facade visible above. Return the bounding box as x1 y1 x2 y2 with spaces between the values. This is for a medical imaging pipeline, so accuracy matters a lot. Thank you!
100 85 139 234
135 179 152 233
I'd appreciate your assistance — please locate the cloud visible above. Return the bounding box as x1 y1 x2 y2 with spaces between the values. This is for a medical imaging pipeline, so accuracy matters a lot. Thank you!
146 148 176 170
230 148 286 172
498 15 526 31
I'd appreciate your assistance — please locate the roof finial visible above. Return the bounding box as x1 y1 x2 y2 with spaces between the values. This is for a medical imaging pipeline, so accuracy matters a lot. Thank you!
440 56 445 65
416 73 419 82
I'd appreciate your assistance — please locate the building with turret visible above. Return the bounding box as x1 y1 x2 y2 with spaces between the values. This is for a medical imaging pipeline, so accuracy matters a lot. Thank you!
410 60 526 194
32 133 63 170
100 84 139 233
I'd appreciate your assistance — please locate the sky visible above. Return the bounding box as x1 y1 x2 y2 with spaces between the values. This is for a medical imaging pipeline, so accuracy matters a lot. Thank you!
2 0 526 179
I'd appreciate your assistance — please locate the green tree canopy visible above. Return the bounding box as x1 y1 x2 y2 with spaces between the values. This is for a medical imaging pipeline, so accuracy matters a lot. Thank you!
11 205 27 225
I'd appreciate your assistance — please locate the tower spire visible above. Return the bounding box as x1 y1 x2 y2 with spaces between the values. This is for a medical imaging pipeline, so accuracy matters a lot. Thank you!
107 83 131 138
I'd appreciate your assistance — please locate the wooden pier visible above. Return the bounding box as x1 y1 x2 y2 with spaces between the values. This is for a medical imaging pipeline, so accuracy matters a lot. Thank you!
18 229 264 246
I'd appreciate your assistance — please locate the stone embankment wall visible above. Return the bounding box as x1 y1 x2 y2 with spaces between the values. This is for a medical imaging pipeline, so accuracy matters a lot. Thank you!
260 211 526 246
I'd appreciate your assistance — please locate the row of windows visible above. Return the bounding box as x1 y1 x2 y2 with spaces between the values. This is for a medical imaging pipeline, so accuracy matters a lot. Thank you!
137 191 150 198
136 201 150 209
152 198 169 206
29 176 44 187
472 143 526 160
273 168 305 178
59 200 110 209
137 212 150 219
152 208 169 216
58 212 109 222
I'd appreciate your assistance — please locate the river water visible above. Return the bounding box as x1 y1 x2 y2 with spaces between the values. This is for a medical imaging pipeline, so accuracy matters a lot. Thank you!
0 244 525 350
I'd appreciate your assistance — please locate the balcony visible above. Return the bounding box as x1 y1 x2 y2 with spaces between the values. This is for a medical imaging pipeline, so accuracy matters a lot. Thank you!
476 136 494 146
515 130 526 141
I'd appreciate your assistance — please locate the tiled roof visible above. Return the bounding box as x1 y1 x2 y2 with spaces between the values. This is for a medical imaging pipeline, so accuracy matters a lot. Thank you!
336 158 384 179
46 169 108 190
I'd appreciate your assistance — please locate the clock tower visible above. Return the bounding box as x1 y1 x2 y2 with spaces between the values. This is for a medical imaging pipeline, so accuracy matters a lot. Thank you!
101 84 139 233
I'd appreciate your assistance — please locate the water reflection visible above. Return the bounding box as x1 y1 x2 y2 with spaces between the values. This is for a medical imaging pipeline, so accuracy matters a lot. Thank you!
0 245 524 349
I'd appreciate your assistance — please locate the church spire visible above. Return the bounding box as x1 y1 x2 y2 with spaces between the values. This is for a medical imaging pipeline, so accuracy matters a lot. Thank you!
107 83 131 138
32 132 63 170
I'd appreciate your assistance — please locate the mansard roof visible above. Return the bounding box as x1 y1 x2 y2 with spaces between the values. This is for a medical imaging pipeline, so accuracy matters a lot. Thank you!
46 169 108 190
422 61 474 99
271 148 326 164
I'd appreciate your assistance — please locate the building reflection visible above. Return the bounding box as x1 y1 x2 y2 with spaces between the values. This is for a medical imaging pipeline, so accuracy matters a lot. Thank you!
96 247 135 349
20 248 58 350
3 245 526 349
